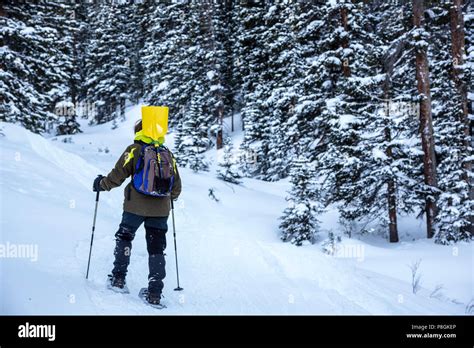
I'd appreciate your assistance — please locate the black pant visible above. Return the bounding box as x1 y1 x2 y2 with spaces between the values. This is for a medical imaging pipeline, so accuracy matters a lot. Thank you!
112 211 168 295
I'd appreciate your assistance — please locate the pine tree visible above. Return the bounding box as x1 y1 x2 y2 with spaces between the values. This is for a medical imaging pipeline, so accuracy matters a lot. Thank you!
1 1 50 132
84 3 135 124
290 1 332 160
235 0 269 143
260 4 303 181
142 1 223 149
142 2 191 127
177 92 210 172
280 156 323 246
308 1 372 226
236 3 303 181
54 2 82 135
198 1 231 149
217 137 242 184
412 0 439 238
430 0 473 243
337 1 422 242
1 1 78 133
233 1 267 110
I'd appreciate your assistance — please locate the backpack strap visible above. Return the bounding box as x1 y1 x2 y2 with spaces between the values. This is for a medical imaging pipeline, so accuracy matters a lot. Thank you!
171 153 177 173
134 144 148 174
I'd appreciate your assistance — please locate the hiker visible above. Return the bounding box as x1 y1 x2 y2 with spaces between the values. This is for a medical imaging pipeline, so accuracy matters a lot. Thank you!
92 119 181 305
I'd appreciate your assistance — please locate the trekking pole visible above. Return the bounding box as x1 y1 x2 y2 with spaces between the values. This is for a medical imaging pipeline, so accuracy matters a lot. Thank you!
171 199 183 291
86 191 100 279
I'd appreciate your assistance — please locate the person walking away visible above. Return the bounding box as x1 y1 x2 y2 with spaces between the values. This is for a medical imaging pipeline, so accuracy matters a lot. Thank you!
92 120 181 305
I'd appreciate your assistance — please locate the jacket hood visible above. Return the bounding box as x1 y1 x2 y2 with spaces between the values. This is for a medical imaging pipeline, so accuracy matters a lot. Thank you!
134 130 164 145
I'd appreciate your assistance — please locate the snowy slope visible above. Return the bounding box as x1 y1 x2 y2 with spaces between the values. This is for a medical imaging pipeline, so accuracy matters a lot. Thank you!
0 106 472 315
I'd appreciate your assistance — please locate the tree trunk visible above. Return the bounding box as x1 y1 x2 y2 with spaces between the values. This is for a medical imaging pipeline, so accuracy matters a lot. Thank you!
340 4 351 77
413 0 438 239
216 104 224 149
449 0 474 235
384 99 399 243
381 30 408 244
120 98 126 121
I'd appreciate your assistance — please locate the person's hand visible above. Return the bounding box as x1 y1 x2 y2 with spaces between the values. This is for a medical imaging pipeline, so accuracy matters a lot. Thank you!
93 175 105 192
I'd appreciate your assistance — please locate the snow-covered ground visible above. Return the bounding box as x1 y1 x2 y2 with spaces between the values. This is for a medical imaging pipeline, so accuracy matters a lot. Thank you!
0 105 472 314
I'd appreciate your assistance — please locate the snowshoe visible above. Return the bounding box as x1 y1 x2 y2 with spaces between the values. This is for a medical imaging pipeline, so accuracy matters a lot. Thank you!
138 288 166 309
107 274 130 294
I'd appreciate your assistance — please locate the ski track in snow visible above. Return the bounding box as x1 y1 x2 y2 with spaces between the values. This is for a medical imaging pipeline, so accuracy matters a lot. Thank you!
0 106 471 315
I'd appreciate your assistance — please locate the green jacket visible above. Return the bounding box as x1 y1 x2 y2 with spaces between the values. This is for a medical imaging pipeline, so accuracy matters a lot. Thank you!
100 137 182 217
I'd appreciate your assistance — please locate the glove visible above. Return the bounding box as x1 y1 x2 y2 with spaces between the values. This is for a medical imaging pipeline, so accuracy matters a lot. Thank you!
93 175 105 192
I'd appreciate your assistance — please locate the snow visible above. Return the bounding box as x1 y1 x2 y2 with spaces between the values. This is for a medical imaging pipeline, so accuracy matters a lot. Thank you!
465 13 474 21
210 84 223 92
325 97 340 113
157 81 169 91
372 148 388 161
1 105 472 314
20 27 35 35
304 20 323 33
206 70 216 80
339 114 356 128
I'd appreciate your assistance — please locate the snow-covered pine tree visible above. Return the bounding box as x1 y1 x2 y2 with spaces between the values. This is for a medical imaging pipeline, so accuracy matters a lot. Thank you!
217 137 242 184
1 1 77 133
83 3 134 124
236 3 303 181
412 0 439 239
1 2 49 132
143 1 223 144
52 2 82 135
333 0 423 242
280 156 322 246
235 1 271 172
309 0 368 219
324 0 399 238
290 1 332 161
68 2 89 105
377 0 430 238
177 91 210 172
259 4 304 181
220 0 238 130
142 2 191 127
371 0 414 242
198 1 232 149
466 0 474 139
464 0 474 235
124 3 147 106
238 95 262 177
297 0 351 171
430 0 473 243
233 1 268 119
